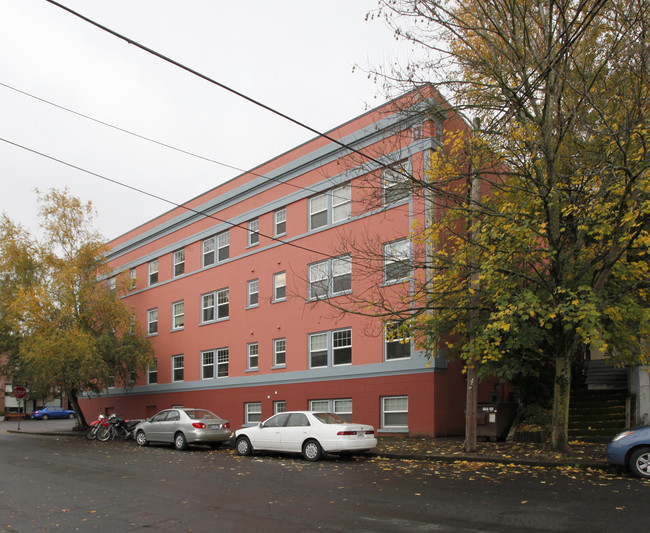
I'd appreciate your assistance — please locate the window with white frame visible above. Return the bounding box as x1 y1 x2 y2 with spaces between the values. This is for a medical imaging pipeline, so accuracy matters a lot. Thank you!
383 239 411 283
274 400 286 414
309 184 352 230
309 398 353 421
217 231 230 261
385 320 411 360
382 161 410 205
273 338 286 367
148 259 159 286
216 348 229 377
172 355 184 382
309 193 328 230
382 396 408 429
172 301 184 330
130 268 137 289
202 231 230 267
148 358 157 384
202 351 214 379
201 288 229 323
308 255 351 299
245 402 262 425
274 208 286 236
107 276 116 291
173 249 185 277
147 308 158 335
247 279 259 307
248 218 259 246
333 329 352 365
309 328 352 368
273 272 286 301
247 343 258 370
332 183 351 223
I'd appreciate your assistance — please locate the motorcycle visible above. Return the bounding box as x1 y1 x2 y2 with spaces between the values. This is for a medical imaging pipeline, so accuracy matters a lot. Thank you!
85 414 109 440
96 414 141 442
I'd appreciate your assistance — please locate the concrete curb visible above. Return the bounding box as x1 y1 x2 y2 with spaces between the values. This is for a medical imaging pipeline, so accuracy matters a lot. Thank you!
5 427 612 470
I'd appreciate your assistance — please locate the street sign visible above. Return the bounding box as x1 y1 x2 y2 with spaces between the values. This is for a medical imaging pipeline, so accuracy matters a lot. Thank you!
13 386 26 399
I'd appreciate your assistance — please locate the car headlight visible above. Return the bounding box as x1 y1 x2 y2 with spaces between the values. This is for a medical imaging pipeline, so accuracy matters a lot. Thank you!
612 430 635 442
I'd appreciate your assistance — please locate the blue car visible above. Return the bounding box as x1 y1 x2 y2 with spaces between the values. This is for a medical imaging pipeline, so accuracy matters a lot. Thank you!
30 406 76 420
606 425 650 478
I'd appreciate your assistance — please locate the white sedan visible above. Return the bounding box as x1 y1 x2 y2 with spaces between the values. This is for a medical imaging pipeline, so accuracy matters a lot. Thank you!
234 411 377 461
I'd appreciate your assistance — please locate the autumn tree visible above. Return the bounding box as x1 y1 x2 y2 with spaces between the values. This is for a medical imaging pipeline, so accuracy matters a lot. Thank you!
343 0 650 451
0 189 153 427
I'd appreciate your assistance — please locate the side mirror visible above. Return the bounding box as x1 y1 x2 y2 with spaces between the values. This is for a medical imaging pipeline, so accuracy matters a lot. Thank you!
258 422 263 428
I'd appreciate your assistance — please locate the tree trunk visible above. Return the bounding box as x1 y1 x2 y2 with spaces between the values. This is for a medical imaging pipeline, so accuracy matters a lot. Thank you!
465 359 478 452
67 389 88 429
550 351 572 452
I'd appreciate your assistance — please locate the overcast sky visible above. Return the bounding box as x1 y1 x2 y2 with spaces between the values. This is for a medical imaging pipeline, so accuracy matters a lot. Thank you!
0 1 417 241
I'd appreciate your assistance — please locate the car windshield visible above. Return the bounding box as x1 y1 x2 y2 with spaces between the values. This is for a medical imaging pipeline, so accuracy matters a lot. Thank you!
313 412 348 424
184 409 219 421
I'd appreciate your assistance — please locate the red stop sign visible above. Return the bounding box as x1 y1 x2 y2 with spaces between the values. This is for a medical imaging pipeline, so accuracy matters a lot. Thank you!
13 386 26 399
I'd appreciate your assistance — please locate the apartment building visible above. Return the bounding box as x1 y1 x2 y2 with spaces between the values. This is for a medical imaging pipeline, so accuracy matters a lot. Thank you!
78 88 489 436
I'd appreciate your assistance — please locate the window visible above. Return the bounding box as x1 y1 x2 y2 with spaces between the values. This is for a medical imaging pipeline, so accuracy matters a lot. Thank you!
107 276 116 291
274 400 286 414
130 268 137 289
147 308 158 335
148 259 159 286
309 328 352 368
202 351 214 379
309 398 352 421
202 231 229 267
309 193 328 230
247 279 259 307
309 185 352 230
384 239 410 283
173 249 185 277
201 288 229 322
332 183 351 223
273 338 286 367
217 348 229 377
333 329 352 365
248 219 259 246
273 272 286 301
385 321 411 360
275 208 286 236
383 161 410 205
245 402 262 425
382 396 408 429
217 231 230 261
172 301 184 330
308 255 351 299
247 343 258 370
148 358 157 384
172 355 184 382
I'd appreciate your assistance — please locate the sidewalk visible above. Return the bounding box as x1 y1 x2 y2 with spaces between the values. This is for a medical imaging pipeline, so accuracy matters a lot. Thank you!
1 419 610 469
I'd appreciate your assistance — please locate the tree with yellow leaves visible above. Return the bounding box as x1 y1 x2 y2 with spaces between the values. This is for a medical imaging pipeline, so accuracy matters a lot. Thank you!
351 0 650 451
0 189 153 427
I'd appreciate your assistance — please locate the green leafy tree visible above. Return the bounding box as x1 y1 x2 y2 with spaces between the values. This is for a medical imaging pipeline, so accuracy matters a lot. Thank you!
1 189 153 427
351 0 650 451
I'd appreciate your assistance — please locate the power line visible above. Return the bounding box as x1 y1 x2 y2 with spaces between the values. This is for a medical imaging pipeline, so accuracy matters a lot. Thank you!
0 135 335 259
0 80 325 196
44 0 405 178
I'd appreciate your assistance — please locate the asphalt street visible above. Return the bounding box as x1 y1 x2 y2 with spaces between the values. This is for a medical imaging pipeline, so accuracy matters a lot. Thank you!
1 420 648 532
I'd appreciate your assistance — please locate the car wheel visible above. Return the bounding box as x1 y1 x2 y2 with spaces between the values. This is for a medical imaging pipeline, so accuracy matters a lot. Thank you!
209 442 223 450
67 413 75 419
236 436 253 456
135 430 149 447
302 439 323 461
629 446 650 478
174 432 188 451
42 414 49 420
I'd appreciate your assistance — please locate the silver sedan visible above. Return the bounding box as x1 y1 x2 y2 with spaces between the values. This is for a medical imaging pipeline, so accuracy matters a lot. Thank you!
134 408 231 451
